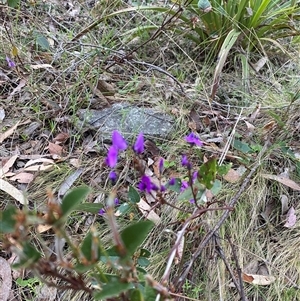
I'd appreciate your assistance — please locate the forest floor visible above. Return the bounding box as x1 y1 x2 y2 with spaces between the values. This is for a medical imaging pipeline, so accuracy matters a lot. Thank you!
1 1 300 300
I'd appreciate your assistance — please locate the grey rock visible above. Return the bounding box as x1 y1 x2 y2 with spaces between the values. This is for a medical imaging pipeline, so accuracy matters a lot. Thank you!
77 103 175 142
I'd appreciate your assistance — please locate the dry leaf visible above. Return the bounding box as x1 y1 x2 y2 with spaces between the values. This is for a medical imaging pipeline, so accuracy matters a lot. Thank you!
223 169 240 183
244 120 255 132
0 108 5 122
280 194 289 215
37 224 53 233
0 256 12 301
8 79 27 98
24 165 53 172
284 207 296 228
30 64 53 69
153 156 164 178
58 168 83 201
0 179 25 204
35 284 57 301
262 174 300 191
9 172 34 184
24 158 54 168
241 272 275 285
69 158 81 168
252 56 268 72
0 154 18 178
249 103 261 122
0 121 20 143
48 142 63 156
53 132 69 143
137 198 161 225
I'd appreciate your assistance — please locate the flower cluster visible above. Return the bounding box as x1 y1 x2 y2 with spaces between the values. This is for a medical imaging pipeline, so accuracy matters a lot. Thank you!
100 131 203 215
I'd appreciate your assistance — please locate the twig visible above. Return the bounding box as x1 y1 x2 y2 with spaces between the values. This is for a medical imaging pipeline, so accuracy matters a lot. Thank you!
214 234 241 294
227 235 247 301
130 59 185 94
175 139 270 289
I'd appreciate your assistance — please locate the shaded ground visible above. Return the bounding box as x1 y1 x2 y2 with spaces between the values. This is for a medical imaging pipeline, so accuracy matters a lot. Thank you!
1 1 300 300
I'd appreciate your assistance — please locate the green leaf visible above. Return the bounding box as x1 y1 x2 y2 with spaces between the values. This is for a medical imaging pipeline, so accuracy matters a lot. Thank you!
36 35 50 50
128 186 140 203
13 243 41 268
177 182 205 202
7 0 20 8
165 178 182 193
217 163 232 176
117 203 131 214
0 206 17 233
144 285 157 301
233 139 251 154
197 157 217 189
76 203 103 214
130 289 144 301
93 281 132 300
140 248 151 258
121 221 154 257
210 179 222 196
137 257 150 267
80 231 102 262
61 186 90 217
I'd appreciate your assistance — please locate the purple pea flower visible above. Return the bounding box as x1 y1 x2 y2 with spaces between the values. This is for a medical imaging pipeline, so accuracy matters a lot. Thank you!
98 208 106 216
109 171 117 182
181 155 191 169
185 133 203 147
112 130 127 151
138 175 157 193
159 158 164 174
6 56 16 68
190 199 195 204
106 146 118 168
169 178 176 186
114 198 120 206
134 133 144 154
192 171 198 182
180 180 189 192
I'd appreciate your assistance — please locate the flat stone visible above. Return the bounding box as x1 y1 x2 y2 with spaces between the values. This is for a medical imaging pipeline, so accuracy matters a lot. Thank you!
77 103 175 141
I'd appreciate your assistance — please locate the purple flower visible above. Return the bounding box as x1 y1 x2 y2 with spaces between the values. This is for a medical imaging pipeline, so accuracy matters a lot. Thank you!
181 155 188 166
138 175 157 193
133 133 144 154
190 199 195 204
112 130 127 151
98 208 106 216
159 158 164 174
114 198 120 206
6 56 16 68
185 133 203 147
106 146 118 168
180 181 189 192
169 178 176 186
192 171 198 182
181 155 191 169
109 171 117 182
